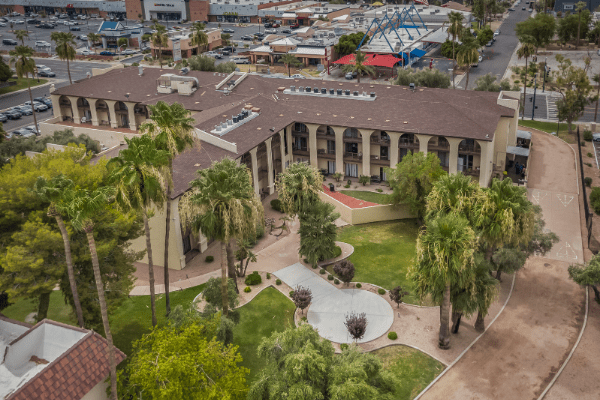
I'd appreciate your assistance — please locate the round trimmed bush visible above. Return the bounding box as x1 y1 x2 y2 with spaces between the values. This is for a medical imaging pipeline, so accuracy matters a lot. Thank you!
244 286 251 293
340 343 349 351
301 316 307 322
332 245 342 258
205 255 214 263
334 279 340 284
270 198 284 212
276 279 282 285
388 331 398 340
328 274 334 281
588 152 594 158
303 258 309 263
356 283 362 289
378 288 386 295
244 271 262 286
289 290 295 297
583 130 593 141
312 264 318 269
266 272 271 279
585 177 592 187
319 268 326 275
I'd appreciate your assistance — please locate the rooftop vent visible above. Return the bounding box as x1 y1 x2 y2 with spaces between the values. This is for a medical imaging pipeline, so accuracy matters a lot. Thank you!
233 116 238 123
345 90 350 95
313 87 319 93
370 92 376 97
337 89 342 95
353 91 358 96
290 85 296 91
298 86 304 92
227 119 233 126
329 88 335 95
306 87 311 92
321 88 327 94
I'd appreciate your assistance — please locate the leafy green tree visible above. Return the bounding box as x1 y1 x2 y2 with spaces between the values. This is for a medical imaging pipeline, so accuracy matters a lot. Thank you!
394 67 451 88
0 57 12 82
221 33 232 46
341 51 375 84
588 21 600 47
14 29 28 45
298 200 340 267
59 185 119 400
334 32 368 56
248 324 396 400
180 158 264 315
9 45 38 133
386 152 446 224
448 11 464 88
117 37 128 53
189 24 208 55
474 73 502 92
0 129 99 158
276 162 323 217
410 213 478 349
457 35 480 90
515 13 556 51
476 26 494 47
551 54 593 133
108 134 169 327
51 32 77 84
569 255 600 303
280 53 301 77
202 276 239 312
188 54 217 71
0 216 64 322
517 42 535 120
215 61 237 73
140 100 195 316
32 175 85 328
557 10 592 45
124 316 248 399
593 73 599 122
87 32 101 54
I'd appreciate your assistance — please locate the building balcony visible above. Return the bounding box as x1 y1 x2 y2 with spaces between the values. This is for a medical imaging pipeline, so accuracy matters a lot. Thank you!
458 144 481 155
371 155 390 165
428 141 450 150
344 152 362 161
293 147 309 156
343 136 362 143
371 136 390 144
317 149 336 159
292 130 309 137
316 130 335 138
399 139 419 149
463 168 480 176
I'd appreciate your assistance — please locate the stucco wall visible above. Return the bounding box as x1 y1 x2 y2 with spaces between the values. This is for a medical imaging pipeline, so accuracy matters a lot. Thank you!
81 380 109 400
318 191 413 225
38 121 138 148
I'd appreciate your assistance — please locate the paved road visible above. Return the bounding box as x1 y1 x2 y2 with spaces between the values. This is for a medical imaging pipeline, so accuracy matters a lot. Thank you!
419 130 585 400
1 57 111 133
465 7 532 89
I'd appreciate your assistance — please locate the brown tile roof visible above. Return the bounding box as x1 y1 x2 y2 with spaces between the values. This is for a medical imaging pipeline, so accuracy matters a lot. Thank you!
7 320 126 400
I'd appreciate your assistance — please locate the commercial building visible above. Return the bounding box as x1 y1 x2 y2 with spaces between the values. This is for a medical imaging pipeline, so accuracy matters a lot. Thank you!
97 20 144 49
0 314 126 400
149 27 222 58
45 67 519 269
248 36 334 66
208 0 302 23
554 0 600 12
0 0 125 18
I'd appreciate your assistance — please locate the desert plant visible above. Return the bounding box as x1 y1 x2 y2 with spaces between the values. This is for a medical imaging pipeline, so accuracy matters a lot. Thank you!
205 255 214 263
584 130 593 141
244 286 251 293
344 184 350 188
320 268 326 274
585 177 592 187
334 279 340 284
328 274 334 281
276 279 282 285
590 187 600 214
244 271 262 286
332 172 343 182
270 198 284 212
358 175 370 186
345 312 368 342
388 332 398 340
588 152 594 158
378 288 386 295
389 286 409 308
292 285 312 314
376 188 383 193
266 272 271 279
356 283 362 288
333 260 355 286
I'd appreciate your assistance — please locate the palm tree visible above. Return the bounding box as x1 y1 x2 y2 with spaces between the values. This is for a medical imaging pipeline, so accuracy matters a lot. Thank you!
139 101 195 316
9 45 38 134
280 53 301 77
275 162 323 218
575 1 587 49
517 42 535 120
14 29 28 45
410 213 478 349
189 22 208 56
457 36 480 91
341 51 375 84
32 175 85 328
107 135 170 327
151 24 168 68
87 33 101 54
51 31 76 84
448 11 464 89
59 186 118 400
180 158 264 316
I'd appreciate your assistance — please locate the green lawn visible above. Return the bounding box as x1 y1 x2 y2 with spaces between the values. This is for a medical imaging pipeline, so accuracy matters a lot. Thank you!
232 287 296 383
334 220 422 304
0 77 48 95
374 345 445 400
340 190 392 205
518 120 574 143
2 291 77 326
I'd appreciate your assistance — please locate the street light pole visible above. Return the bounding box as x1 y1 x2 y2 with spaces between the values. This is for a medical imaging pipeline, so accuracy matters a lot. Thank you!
543 56 547 93
531 73 538 120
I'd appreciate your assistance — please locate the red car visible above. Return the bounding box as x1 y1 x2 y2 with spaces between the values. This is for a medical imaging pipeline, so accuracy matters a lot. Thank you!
272 23 280 28
290 23 299 29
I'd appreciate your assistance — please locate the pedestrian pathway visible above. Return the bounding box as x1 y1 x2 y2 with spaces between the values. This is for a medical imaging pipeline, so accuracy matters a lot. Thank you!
275 262 394 344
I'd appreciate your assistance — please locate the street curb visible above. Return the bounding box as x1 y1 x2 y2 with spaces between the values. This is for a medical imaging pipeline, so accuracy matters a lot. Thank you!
0 80 58 100
413 272 517 400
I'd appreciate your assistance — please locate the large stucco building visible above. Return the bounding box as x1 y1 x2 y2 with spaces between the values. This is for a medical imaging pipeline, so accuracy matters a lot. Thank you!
45 66 519 269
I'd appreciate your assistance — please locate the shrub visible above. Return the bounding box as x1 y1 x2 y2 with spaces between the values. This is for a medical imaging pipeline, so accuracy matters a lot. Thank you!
356 283 362 288
376 188 383 193
328 274 334 281
289 291 295 297
332 172 343 182
585 177 592 187
303 258 309 263
586 163 593 167
388 332 398 340
319 268 326 275
340 343 349 351
205 255 214 263
347 179 352 185
132 62 139 67
358 175 370 186
276 279 282 285
344 184 350 188
588 152 594 158
334 279 340 284
590 187 600 214
244 271 262 286
378 288 386 295
583 130 593 141
345 312 367 341
244 286 251 293
256 223 265 240
301 316 307 321
312 264 318 269
389 286 409 307
332 245 342 258
334 260 355 286
291 285 312 314
266 272 271 279
270 198 284 212
581 141 586 146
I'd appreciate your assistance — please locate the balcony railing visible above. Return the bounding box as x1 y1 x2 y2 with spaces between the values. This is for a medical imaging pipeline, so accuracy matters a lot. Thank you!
371 136 390 144
371 154 389 161
292 130 309 136
399 139 419 148
316 130 334 138
344 152 362 161
343 135 361 143
293 146 309 155
458 144 480 154
429 140 449 149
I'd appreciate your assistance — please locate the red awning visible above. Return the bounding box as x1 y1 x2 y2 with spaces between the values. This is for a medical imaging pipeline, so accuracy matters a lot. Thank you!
333 53 374 65
363 54 400 68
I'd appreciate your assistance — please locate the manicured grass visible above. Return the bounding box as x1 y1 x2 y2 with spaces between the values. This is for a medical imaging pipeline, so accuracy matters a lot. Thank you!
232 287 295 383
0 77 48 95
340 190 392 205
374 345 445 400
2 291 77 326
334 220 422 304
518 120 574 143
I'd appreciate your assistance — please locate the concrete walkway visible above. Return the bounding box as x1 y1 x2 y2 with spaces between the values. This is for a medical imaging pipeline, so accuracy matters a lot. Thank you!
276 263 394 344
418 130 586 400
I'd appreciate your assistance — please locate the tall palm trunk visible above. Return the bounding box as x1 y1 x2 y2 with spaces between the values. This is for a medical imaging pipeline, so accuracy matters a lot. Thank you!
66 56 72 84
163 178 171 316
37 291 51 321
475 309 486 332
357 72 361 84
85 228 118 400
495 269 503 281
452 41 456 89
53 210 85 328
439 283 451 349
143 212 157 327
464 67 470 90
451 310 462 333
221 241 229 316
27 74 39 133
226 241 238 294
522 57 528 120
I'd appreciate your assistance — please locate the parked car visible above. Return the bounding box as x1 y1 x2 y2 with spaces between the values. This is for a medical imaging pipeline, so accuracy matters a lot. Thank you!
205 51 222 59
281 28 292 34
121 49 137 55
0 23 6 27
2 39 18 45
263 22 272 28
508 7 515 10
241 35 253 41
35 41 51 47
79 35 89 40
36 64 49 70
220 49 231 56
232 56 250 64
81 49 93 55
3 110 21 120
38 70 56 77
0 113 7 123
38 23 55 29
15 106 33 115
100 51 115 56
33 103 48 112
290 74 304 79
70 26 81 31
34 97 52 107
486 40 493 47
24 125 39 134
0 17 8 22
290 23 300 29
14 20 25 24
265 28 277 34
223 46 236 53
253 32 265 37
345 71 357 79
272 23 280 28
13 128 34 137
222 28 235 33
522 6 526 9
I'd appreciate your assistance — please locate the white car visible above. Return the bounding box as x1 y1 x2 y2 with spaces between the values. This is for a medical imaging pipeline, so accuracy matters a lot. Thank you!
49 16 58 20
0 23 6 27
264 28 277 34
81 49 92 55
121 49 137 55
35 41 51 47
15 20 25 24
290 74 304 79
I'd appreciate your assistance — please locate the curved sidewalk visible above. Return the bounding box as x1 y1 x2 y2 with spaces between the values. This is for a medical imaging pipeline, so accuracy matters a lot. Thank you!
418 130 586 400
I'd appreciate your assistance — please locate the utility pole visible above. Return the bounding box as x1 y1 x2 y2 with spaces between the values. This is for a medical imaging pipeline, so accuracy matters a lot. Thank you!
531 73 538 120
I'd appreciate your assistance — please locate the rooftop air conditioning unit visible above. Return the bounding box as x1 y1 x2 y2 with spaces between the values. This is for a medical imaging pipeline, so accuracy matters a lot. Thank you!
306 87 311 92
345 90 350 95
290 85 296 91
353 91 358 96
299 86 304 92
370 92 376 97
329 88 335 94
337 89 342 95
321 88 327 94
313 87 319 93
